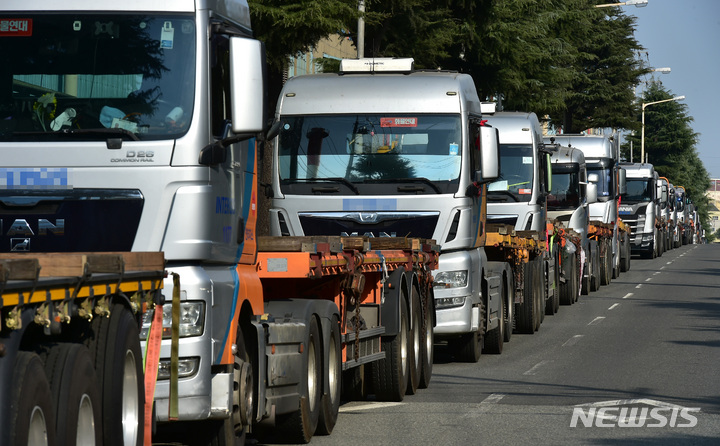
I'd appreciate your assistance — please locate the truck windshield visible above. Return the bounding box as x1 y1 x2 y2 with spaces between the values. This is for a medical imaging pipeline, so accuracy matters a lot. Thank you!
0 14 195 141
622 179 653 203
548 168 580 210
276 114 462 194
487 144 534 202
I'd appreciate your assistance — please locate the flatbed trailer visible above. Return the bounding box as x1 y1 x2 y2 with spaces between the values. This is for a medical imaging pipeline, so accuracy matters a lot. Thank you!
0 252 165 446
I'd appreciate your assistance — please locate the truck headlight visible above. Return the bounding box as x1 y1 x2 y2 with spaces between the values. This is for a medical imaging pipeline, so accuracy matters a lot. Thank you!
157 357 200 379
433 270 468 289
435 296 466 309
140 302 205 340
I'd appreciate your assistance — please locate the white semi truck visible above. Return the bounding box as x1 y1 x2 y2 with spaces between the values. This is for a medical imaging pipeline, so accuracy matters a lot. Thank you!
620 163 663 258
0 3 443 445
544 134 630 284
482 110 561 325
268 58 553 363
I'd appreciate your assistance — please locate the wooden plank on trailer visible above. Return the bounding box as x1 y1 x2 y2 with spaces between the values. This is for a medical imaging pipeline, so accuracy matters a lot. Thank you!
0 258 41 281
0 252 165 277
258 236 344 253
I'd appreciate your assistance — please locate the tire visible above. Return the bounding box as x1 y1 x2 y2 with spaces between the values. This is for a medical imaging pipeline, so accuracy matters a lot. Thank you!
372 297 409 401
515 261 535 334
503 274 513 343
534 258 543 330
86 304 144 446
590 247 601 292
418 286 434 389
341 366 366 401
9 352 57 446
42 343 102 446
484 279 504 354
559 252 574 305
620 234 631 272
317 316 341 435
600 240 612 286
205 326 252 446
406 286 421 396
276 316 323 443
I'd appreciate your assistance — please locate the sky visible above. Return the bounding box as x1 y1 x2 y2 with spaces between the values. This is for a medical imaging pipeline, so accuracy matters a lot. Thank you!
629 0 720 179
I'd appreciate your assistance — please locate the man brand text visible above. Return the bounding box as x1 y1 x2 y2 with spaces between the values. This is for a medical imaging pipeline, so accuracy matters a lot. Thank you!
570 406 699 428
0 219 65 237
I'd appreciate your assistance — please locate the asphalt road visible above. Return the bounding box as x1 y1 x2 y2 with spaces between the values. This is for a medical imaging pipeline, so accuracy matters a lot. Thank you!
262 244 720 445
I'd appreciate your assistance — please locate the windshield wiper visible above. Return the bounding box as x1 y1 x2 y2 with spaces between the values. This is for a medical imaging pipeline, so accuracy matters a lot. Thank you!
363 177 442 194
286 177 360 195
58 128 141 141
10 127 140 141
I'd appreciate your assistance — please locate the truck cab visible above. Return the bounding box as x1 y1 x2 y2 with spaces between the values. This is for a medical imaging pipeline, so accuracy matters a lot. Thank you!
545 143 598 297
620 163 661 257
544 134 624 279
269 58 510 362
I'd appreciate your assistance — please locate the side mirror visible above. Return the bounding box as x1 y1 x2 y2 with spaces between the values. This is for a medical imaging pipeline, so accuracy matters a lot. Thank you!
618 168 627 195
661 185 668 204
586 182 598 204
588 173 599 183
475 125 500 183
230 37 266 134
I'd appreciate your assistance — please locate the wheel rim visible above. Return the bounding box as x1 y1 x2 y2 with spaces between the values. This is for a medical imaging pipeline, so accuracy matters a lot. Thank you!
121 350 140 446
308 337 318 410
328 333 340 405
28 406 49 446
76 394 97 445
425 308 434 365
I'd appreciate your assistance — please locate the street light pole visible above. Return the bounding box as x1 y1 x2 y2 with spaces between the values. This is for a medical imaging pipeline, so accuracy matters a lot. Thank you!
641 95 685 163
596 0 649 7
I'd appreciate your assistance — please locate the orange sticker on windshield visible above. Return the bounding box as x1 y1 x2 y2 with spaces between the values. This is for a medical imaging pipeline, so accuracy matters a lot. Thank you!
0 19 32 36
519 188 532 195
381 117 417 127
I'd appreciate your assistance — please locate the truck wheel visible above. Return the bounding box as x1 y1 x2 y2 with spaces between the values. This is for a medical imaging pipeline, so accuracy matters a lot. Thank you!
341 366 366 401
418 285 434 389
620 235 631 272
9 352 57 446
484 280 504 354
515 261 535 334
503 274 513 343
560 252 574 305
317 316 341 435
372 297 409 401
43 343 102 446
600 240 611 286
406 288 421 396
534 258 543 330
86 304 144 446
277 316 322 443
590 248 601 292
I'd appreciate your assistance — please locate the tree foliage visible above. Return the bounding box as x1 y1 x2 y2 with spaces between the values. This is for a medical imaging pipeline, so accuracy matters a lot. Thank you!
622 81 711 233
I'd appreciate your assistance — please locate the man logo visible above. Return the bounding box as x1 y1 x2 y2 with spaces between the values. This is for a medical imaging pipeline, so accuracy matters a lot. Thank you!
11 238 30 251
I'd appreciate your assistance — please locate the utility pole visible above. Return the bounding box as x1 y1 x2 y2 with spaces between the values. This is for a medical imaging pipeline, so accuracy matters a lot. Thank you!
357 1 365 58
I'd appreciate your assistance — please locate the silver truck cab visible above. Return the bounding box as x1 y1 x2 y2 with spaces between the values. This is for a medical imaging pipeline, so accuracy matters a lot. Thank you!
484 111 549 233
545 134 622 276
270 59 507 360
620 163 660 257
545 143 598 298
0 0 267 438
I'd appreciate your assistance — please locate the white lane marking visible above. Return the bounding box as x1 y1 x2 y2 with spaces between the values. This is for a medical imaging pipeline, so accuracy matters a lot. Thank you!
667 262 673 265
339 402 404 413
623 293 633 299
481 393 506 405
609 303 620 310
588 316 606 326
653 271 661 275
563 335 584 347
645 277 652 282
636 284 643 289
524 360 551 375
